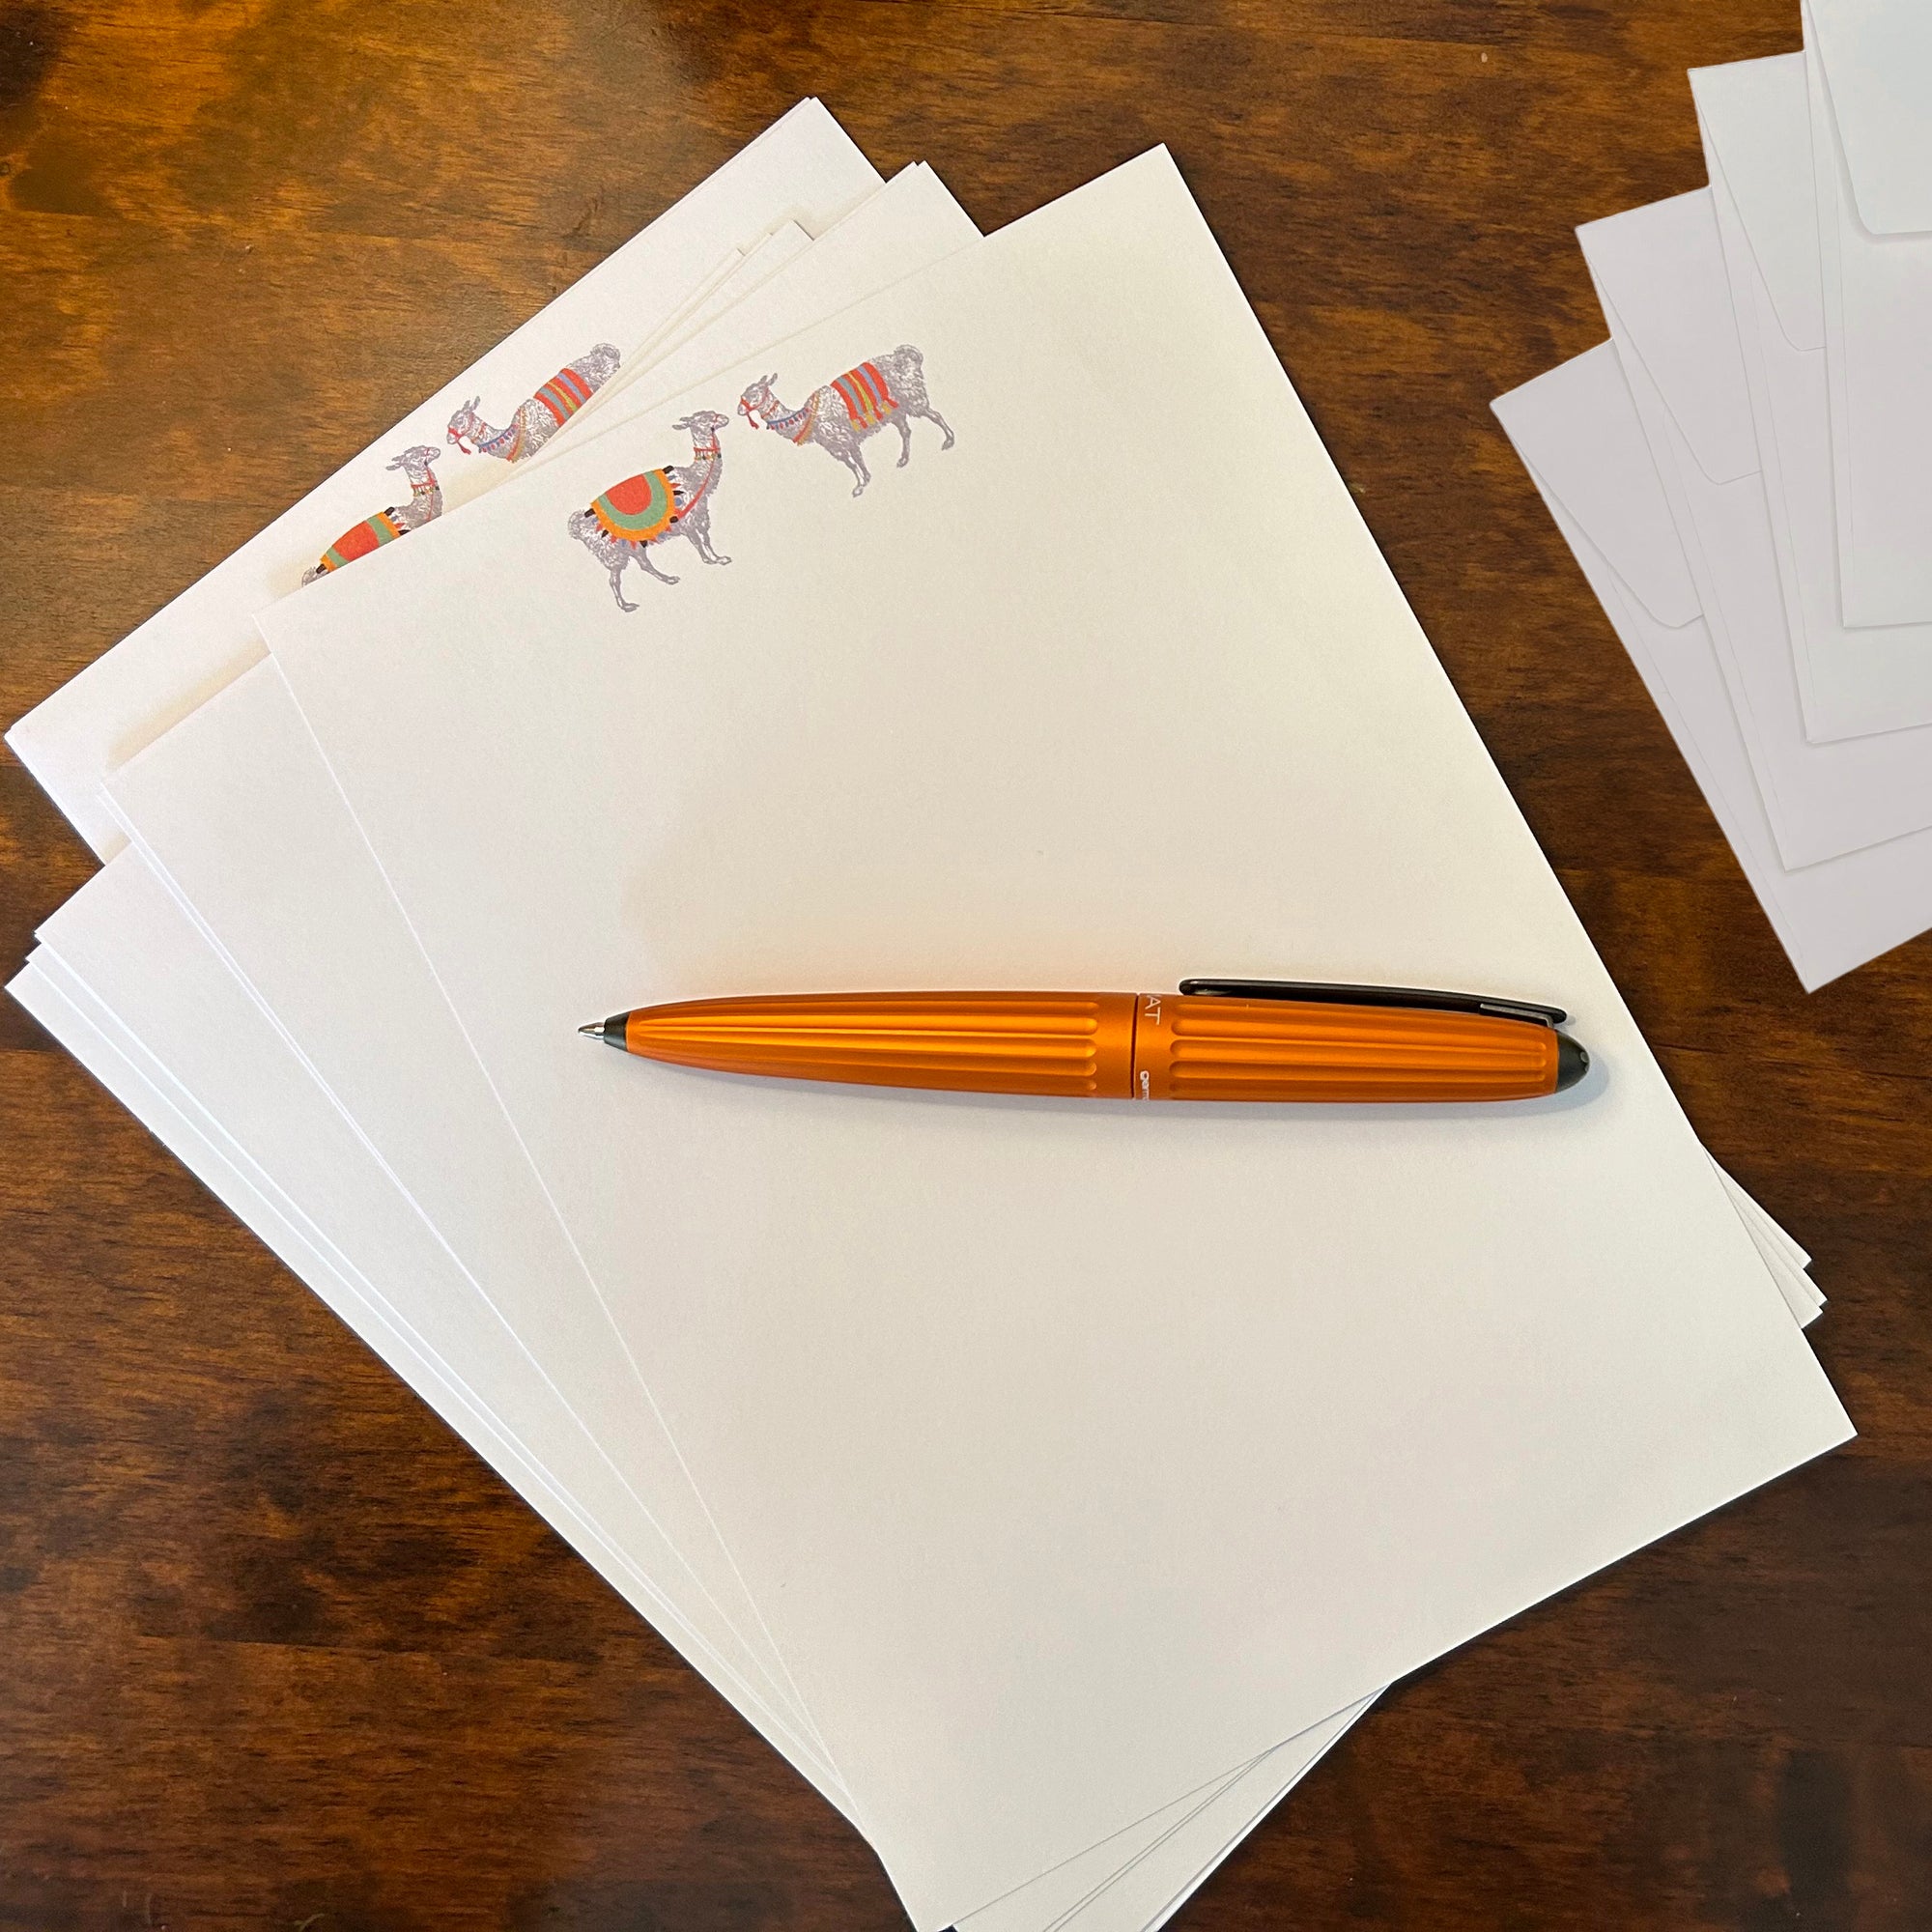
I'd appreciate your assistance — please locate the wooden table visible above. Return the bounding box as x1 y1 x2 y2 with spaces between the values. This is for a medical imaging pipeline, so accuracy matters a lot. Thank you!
3 3 1926 1925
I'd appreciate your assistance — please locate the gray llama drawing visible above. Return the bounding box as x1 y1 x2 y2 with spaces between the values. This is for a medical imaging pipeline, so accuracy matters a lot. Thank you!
300 444 444 583
738 346 953 496
447 342 622 463
565 410 732 611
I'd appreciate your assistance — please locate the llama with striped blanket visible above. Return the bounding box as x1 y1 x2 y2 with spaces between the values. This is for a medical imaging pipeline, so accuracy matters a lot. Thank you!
738 345 952 497
446 342 621 464
300 445 444 584
565 411 732 612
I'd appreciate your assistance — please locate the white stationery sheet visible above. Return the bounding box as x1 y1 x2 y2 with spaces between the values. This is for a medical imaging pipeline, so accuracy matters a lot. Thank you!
1694 54 1932 743
4 99 884 856
971 1717 1361 1932
1581 189 1932 867
651 220 818 367
1805 4 1932 627
1493 342 1932 989
262 151 1849 1925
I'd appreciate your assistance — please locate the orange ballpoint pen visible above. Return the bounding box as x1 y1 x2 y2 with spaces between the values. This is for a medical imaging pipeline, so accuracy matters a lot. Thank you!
579 979 1590 1103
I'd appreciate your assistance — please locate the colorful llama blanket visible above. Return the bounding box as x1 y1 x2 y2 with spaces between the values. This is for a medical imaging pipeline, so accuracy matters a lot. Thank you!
535 363 598 426
590 469 681 544
315 509 407 573
766 362 900 445
832 360 898 431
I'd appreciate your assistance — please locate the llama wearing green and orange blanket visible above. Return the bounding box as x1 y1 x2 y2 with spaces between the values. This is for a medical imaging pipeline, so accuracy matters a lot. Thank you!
300 445 444 584
738 346 953 497
565 411 732 612
446 342 621 464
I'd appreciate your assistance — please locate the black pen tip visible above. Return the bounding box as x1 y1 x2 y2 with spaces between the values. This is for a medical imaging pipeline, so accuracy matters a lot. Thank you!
1553 1032 1589 1093
579 1014 628 1048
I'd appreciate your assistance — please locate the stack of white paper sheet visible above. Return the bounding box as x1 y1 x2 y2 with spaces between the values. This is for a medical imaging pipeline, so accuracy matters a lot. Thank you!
8 99 1848 1929
1494 3 1932 990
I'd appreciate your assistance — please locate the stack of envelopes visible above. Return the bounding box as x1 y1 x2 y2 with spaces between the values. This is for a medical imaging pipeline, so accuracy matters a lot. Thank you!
1496 3 1932 991
7 100 1854 1931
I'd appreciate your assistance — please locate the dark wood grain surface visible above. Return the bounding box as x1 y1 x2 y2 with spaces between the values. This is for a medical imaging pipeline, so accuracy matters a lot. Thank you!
3 2 1928 1926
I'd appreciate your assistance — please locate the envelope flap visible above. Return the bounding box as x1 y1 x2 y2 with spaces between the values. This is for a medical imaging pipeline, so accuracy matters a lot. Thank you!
1577 191 1758 487
1492 342 1702 629
1810 0 1932 236
1691 55 1825 351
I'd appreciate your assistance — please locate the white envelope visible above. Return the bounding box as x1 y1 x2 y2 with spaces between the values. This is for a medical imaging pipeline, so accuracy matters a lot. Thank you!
1805 3 1932 625
1580 188 1932 867
1493 341 1932 990
1694 53 1932 742
1807 0 1932 235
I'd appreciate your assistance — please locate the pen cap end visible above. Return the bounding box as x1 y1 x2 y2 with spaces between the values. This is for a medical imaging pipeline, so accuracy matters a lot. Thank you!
1554 1032 1589 1093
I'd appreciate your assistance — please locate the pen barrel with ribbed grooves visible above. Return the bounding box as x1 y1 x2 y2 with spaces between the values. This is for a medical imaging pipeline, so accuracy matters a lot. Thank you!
1130 994 1561 1101
623 991 1140 1096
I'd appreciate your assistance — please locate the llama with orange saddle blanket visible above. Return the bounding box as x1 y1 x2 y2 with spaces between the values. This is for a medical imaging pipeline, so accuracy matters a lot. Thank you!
300 445 444 584
565 411 733 611
738 346 953 497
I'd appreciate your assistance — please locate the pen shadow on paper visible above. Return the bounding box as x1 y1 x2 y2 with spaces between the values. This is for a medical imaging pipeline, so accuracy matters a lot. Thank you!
634 1053 1609 1124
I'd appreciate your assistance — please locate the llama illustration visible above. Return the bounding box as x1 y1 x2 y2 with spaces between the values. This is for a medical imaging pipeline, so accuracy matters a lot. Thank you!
447 342 622 463
738 346 952 497
300 445 444 583
566 410 732 611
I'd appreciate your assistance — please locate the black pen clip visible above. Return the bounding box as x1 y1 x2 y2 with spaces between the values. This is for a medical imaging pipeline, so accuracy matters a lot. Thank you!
1178 979 1567 1028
